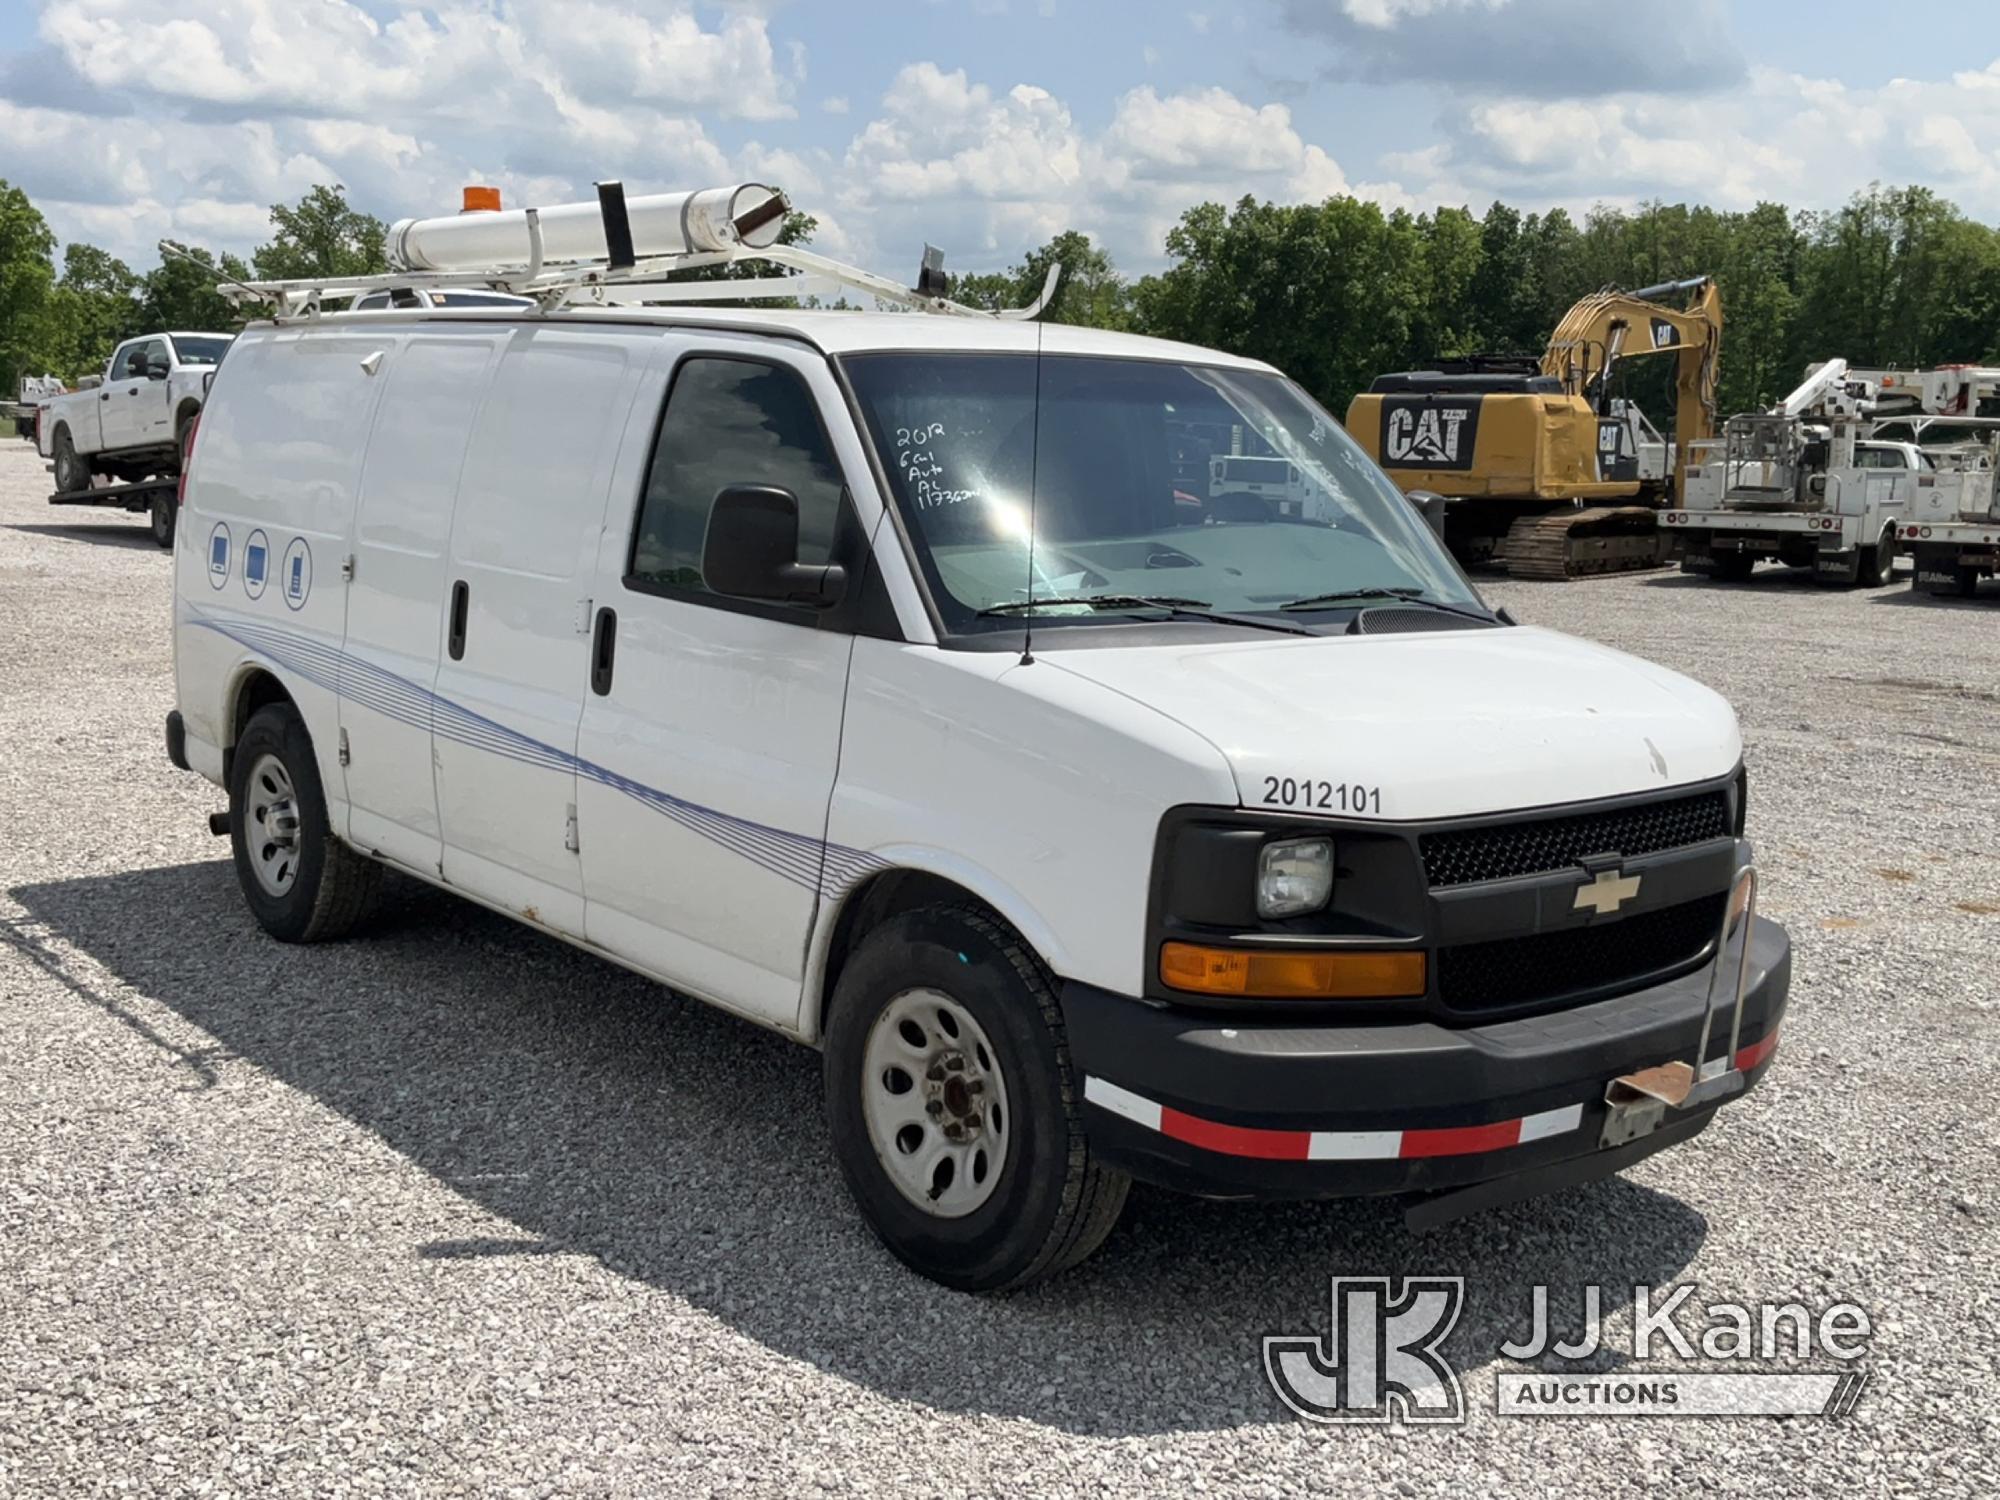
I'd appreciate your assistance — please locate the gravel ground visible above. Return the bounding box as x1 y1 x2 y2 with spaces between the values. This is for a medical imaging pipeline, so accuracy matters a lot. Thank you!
1 434 1995 1498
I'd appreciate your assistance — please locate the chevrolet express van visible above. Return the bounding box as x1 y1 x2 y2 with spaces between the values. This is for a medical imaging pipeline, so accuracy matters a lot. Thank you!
168 306 1791 1289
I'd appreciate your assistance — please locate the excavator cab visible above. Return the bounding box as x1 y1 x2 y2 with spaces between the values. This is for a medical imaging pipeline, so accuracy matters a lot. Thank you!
1347 277 1722 579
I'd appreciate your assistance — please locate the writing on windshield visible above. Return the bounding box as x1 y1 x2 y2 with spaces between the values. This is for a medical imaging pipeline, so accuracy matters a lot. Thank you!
842 351 1474 633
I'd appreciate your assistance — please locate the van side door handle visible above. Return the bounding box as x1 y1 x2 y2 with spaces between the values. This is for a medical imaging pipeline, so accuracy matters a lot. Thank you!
448 580 469 661
590 607 617 696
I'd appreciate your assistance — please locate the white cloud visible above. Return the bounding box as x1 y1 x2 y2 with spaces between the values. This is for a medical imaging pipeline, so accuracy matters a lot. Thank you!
39 0 796 120
1395 61 2000 218
1102 86 1321 179
1341 0 1510 27
1278 0 1735 96
834 65 1383 272
9 0 798 265
822 96 850 114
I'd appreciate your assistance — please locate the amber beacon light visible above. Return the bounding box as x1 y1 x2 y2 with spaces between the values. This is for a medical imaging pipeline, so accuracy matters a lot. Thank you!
1159 943 1426 999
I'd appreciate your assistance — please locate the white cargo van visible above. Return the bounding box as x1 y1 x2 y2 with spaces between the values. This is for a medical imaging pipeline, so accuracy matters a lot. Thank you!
169 294 1791 1289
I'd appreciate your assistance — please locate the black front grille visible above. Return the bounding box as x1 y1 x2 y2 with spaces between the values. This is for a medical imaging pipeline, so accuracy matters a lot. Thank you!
1420 790 1731 888
1436 894 1725 1016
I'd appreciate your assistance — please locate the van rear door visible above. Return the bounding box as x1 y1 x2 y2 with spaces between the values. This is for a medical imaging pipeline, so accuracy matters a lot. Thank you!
339 328 506 874
574 340 876 1028
432 326 648 937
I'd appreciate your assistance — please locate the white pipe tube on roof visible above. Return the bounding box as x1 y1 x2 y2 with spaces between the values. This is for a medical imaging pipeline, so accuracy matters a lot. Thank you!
385 184 787 273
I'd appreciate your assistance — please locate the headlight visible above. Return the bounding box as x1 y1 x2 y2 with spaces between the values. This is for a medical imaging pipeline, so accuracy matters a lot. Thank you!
1257 836 1334 918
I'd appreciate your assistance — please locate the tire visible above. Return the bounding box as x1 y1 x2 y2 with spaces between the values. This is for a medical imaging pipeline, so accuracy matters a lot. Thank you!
1711 550 1755 583
51 425 89 493
228 703 381 943
1953 567 1981 599
823 904 1130 1291
148 493 175 549
1857 528 1896 587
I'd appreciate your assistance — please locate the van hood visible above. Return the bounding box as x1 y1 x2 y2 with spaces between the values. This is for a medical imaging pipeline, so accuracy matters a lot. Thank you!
1042 625 1740 821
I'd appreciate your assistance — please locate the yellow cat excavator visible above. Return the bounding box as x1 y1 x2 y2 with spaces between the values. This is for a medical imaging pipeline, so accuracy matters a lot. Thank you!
1347 276 1722 579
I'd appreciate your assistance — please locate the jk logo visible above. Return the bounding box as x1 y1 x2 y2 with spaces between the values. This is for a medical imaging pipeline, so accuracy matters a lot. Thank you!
1264 1277 1466 1424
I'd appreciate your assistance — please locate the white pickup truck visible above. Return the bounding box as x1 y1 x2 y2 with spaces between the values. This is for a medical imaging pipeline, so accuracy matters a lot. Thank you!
37 331 233 486
34 332 232 546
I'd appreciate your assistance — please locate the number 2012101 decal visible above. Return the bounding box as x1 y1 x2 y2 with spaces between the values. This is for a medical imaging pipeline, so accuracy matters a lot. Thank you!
1260 777 1381 815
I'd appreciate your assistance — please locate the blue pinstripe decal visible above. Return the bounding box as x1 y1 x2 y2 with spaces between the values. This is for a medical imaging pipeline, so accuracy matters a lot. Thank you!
191 610 889 899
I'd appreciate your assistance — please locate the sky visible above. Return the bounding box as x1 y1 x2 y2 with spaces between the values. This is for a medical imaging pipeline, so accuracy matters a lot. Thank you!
2 0 1999 279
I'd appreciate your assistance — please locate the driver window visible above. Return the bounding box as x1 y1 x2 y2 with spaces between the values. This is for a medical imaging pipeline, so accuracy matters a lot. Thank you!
627 357 845 596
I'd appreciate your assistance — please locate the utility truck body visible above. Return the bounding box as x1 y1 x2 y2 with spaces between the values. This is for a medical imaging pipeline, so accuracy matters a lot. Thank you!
1667 361 1928 586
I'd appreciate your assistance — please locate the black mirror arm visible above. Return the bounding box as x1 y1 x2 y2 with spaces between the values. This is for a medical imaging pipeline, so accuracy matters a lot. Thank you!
781 562 846 608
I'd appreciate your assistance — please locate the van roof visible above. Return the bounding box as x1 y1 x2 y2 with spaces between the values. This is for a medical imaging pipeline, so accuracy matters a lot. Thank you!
296 304 1277 371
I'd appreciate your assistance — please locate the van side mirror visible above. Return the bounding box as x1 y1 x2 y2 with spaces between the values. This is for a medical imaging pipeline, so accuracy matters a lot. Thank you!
702 485 846 608
145 353 170 380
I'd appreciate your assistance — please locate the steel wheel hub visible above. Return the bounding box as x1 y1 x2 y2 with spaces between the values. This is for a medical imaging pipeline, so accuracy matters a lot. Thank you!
860 988 1011 1218
244 752 302 898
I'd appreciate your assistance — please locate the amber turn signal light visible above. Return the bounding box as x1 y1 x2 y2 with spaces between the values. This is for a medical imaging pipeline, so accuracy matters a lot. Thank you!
1159 943 1426 999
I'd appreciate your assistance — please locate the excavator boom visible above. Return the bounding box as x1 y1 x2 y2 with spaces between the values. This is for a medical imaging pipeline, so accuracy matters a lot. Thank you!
1347 274 1723 580
1540 277 1723 479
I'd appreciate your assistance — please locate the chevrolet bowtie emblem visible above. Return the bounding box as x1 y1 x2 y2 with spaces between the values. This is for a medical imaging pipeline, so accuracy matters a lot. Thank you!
1574 868 1641 915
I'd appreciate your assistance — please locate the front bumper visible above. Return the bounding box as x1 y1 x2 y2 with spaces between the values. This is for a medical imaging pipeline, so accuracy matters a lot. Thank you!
1062 915 1789 1207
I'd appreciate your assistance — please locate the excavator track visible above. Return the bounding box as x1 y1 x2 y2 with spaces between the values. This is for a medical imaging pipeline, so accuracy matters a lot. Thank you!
1500 506 1668 581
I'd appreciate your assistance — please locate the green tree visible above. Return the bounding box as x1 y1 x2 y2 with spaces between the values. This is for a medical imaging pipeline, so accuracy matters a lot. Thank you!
1132 194 1414 415
1713 202 1802 412
140 245 251 333
951 230 1129 326
0 178 58 391
251 185 389 280
47 242 142 377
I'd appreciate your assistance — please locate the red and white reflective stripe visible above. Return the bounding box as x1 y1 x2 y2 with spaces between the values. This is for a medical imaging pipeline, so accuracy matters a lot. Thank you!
1082 1077 1582 1163
1083 1028 1779 1164
1705 1028 1779 1080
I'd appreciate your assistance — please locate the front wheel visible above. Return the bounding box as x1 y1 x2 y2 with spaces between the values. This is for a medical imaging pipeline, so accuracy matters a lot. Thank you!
229 704 381 943
823 905 1129 1290
148 494 175 548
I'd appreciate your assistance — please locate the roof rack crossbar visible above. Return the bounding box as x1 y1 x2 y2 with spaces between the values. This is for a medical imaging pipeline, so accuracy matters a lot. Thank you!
212 239 1061 322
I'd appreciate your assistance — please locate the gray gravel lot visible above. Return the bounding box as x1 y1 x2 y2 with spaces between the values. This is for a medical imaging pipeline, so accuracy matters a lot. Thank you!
1 434 1995 1497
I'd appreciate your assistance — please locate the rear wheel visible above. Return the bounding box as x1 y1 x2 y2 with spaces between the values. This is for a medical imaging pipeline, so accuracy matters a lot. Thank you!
1857 528 1897 587
229 704 381 943
51 425 89 493
823 905 1129 1290
148 493 175 548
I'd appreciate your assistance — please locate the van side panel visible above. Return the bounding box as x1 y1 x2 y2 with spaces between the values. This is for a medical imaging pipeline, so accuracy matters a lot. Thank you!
575 339 861 1032
431 326 648 936
175 328 390 816
817 642 1239 1018
340 329 507 874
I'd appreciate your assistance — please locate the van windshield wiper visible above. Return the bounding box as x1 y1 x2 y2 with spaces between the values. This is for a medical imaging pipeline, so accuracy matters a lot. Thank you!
1277 587 1494 623
977 594 1318 636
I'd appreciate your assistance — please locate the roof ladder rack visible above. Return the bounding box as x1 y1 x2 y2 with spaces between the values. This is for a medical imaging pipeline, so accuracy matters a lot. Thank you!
198 181 1060 323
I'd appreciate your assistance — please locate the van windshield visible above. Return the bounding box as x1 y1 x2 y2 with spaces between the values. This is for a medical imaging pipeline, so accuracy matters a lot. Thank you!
841 352 1480 635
